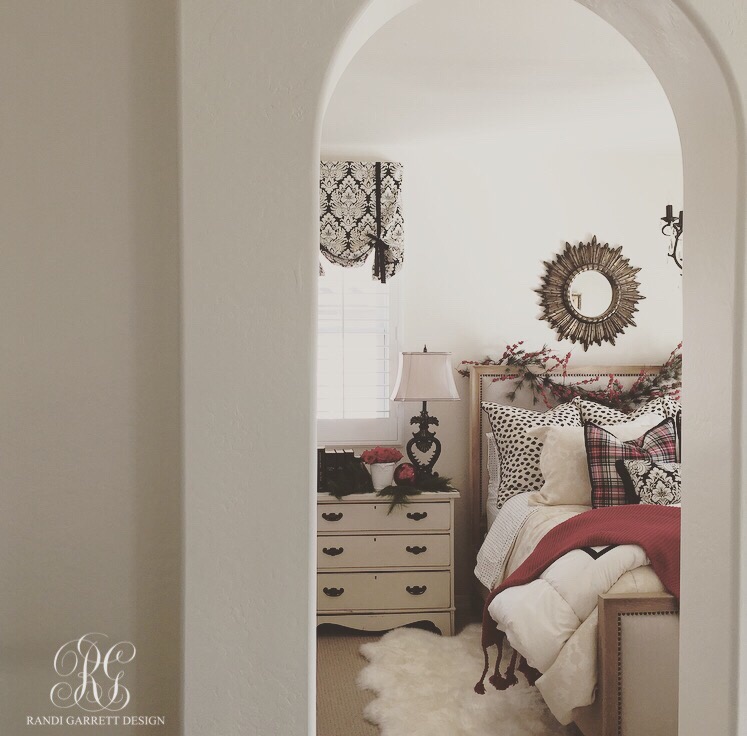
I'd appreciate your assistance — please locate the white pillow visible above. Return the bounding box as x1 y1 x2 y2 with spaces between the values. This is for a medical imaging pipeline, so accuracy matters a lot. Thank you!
527 413 661 507
486 432 500 498
486 433 500 526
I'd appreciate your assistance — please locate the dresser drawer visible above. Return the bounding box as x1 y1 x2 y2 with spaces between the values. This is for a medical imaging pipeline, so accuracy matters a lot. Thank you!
317 501 450 532
317 571 451 612
317 534 450 569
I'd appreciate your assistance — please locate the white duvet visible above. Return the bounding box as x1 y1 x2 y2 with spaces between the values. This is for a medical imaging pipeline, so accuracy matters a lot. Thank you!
476 495 665 724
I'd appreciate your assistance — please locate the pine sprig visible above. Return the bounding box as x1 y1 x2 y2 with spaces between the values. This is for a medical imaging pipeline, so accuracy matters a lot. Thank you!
376 486 424 513
377 475 453 513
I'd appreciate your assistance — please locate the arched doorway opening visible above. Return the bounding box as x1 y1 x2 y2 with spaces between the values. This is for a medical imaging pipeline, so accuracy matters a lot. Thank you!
315 1 743 733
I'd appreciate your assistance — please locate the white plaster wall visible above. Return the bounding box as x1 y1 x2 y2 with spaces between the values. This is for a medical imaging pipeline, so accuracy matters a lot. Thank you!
179 3 330 734
323 141 683 605
181 1 745 735
3 1 741 735
0 1 181 733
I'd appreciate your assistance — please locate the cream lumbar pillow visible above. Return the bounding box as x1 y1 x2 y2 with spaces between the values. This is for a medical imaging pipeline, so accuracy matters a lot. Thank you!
527 413 661 507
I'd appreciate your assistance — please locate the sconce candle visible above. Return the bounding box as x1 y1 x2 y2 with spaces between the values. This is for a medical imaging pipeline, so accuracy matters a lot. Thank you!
661 204 684 270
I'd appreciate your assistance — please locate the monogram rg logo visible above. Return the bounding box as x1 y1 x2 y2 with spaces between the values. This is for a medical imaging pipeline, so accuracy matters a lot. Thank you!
50 633 136 712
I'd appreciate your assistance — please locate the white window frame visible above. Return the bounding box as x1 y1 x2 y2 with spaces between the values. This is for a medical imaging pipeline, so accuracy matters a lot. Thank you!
317 267 403 447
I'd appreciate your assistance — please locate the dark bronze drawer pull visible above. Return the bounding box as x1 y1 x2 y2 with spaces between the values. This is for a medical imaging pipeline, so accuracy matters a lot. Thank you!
406 585 427 596
406 545 427 555
322 547 344 557
323 587 344 597
321 512 343 522
406 512 428 521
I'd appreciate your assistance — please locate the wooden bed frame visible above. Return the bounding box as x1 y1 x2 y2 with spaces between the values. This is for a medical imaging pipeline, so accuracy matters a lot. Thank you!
468 364 679 736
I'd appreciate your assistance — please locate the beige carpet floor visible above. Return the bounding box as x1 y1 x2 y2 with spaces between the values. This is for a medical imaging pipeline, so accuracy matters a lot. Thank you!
317 625 379 736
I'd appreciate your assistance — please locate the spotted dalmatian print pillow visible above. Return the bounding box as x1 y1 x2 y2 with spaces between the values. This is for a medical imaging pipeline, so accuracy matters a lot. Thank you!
481 398 582 510
580 396 681 425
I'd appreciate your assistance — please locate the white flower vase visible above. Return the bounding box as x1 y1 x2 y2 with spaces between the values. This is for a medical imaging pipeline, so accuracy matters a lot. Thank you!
370 462 397 491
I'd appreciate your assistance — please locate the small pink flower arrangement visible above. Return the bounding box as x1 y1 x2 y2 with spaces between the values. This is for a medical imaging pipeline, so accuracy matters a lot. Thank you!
361 446 403 465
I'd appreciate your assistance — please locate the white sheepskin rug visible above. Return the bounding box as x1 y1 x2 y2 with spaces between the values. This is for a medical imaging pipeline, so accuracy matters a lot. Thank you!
357 624 572 736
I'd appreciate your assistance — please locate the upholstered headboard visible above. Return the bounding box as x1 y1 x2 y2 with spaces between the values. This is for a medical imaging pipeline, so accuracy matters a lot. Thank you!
467 363 663 556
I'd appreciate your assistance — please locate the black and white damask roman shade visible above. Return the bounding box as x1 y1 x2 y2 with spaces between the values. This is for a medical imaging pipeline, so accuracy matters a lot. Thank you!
320 161 404 283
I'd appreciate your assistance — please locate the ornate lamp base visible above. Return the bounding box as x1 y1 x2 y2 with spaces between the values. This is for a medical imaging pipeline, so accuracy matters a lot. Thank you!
405 401 442 479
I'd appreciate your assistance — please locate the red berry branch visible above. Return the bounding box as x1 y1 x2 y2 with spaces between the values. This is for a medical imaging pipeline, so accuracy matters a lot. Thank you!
458 342 682 413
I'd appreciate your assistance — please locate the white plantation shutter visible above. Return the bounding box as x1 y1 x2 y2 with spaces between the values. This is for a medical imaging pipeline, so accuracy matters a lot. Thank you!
317 262 401 443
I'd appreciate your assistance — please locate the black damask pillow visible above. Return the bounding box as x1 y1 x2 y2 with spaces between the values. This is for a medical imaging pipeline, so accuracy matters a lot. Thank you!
616 458 681 506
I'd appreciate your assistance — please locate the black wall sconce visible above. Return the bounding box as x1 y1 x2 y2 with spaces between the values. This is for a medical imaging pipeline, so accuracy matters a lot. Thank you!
661 204 683 270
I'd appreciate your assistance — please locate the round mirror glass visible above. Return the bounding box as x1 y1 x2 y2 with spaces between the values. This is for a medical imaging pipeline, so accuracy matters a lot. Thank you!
568 270 613 318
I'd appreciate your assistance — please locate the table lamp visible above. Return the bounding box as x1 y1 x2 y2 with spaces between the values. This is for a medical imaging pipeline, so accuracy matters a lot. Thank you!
390 346 460 478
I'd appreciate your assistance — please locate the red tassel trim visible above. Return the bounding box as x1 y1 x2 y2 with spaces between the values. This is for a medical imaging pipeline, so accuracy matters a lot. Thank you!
492 647 519 690
517 656 542 686
475 630 508 694
478 634 537 693
488 635 507 689
474 642 491 694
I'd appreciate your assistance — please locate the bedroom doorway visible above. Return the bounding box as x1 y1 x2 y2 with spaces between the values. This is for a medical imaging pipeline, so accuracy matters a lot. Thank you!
312 2 744 733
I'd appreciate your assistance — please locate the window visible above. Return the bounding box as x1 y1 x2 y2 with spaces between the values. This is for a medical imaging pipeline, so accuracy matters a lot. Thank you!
317 262 401 444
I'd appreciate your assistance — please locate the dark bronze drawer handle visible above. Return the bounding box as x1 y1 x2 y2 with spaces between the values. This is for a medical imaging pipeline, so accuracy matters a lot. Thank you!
322 547 344 557
321 512 343 522
323 587 344 597
406 512 428 521
406 545 427 555
406 585 427 596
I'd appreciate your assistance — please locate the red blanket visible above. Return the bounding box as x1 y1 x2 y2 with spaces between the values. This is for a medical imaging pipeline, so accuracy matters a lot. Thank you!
476 504 680 694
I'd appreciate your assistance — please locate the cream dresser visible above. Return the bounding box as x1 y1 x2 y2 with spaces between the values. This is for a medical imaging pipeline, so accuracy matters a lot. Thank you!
316 490 459 635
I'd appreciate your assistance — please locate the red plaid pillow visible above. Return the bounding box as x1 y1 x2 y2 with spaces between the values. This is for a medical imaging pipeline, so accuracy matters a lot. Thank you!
585 418 678 508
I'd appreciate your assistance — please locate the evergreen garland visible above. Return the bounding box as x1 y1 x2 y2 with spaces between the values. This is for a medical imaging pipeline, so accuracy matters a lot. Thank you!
322 457 453 510
458 342 681 413
377 475 453 513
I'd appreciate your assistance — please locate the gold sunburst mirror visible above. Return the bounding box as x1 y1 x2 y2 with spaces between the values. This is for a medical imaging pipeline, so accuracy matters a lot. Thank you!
536 236 644 351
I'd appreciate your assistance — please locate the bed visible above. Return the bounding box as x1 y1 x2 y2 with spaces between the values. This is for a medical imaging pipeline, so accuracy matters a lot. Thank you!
468 363 679 736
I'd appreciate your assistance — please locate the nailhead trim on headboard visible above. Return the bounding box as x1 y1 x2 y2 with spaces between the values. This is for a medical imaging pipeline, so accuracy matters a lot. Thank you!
616 610 678 734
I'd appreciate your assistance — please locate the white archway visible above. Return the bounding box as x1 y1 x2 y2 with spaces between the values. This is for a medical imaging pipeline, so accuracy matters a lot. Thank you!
317 2 743 734
179 2 747 734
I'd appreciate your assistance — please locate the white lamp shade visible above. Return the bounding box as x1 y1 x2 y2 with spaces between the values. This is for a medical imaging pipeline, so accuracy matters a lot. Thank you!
390 351 460 402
